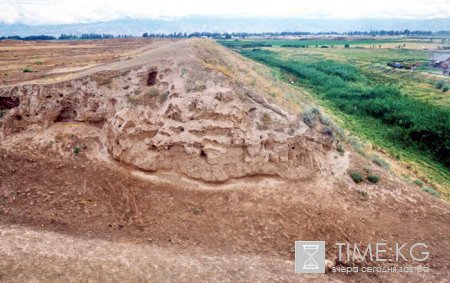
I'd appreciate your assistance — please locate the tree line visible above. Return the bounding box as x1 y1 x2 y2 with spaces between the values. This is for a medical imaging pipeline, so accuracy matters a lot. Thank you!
1 30 449 41
143 30 450 39
347 29 450 36
0 33 131 41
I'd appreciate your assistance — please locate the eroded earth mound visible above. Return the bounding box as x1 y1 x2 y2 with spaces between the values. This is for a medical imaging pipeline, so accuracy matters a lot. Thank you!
0 40 335 182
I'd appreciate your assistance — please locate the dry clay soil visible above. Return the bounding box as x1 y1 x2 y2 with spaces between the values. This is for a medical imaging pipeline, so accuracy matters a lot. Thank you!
0 38 449 282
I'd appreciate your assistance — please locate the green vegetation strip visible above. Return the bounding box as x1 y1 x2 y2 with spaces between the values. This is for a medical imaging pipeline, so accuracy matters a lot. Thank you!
218 39 398 48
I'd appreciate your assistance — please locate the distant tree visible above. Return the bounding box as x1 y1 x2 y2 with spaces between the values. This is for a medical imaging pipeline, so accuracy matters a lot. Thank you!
344 43 350 48
102 34 114 39
80 33 104 40
59 34 78 40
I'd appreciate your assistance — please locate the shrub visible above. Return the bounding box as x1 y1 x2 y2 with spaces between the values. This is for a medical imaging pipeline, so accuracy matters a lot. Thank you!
73 146 81 155
302 106 321 128
319 114 331 126
367 174 380 183
302 115 314 127
332 125 346 141
414 179 424 187
344 43 350 48
337 144 345 155
319 115 345 139
0 111 3 119
127 95 138 105
434 80 445 89
356 189 368 200
261 113 272 128
350 171 363 183
442 85 449 92
348 137 366 156
371 154 390 169
421 187 440 198
23 67 32 73
322 126 334 136
147 88 159 97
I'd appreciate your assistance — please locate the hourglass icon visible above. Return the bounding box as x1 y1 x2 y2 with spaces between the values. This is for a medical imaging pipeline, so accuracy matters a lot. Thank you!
303 244 319 270
295 241 325 273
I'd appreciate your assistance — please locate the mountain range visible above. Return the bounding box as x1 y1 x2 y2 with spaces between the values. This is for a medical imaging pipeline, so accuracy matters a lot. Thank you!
1 17 449 36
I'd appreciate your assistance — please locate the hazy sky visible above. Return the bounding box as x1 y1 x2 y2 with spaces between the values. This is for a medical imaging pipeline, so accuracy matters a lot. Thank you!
1 0 449 25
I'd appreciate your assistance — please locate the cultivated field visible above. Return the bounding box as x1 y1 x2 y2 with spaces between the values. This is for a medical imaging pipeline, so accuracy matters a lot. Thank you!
0 38 166 85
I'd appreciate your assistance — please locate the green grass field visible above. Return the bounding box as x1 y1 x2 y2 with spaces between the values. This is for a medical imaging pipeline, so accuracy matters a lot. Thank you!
219 38 450 197
219 38 399 48
269 46 450 106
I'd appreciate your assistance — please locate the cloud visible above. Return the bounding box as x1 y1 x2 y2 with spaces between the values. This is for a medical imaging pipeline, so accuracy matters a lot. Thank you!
0 0 449 25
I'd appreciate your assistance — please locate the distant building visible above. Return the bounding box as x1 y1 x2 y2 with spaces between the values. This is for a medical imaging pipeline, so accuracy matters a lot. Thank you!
430 53 450 69
388 61 421 70
388 62 404 69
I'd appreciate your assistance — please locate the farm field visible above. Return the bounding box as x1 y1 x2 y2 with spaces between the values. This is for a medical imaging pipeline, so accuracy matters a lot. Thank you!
220 37 449 50
220 38 450 197
0 38 165 86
